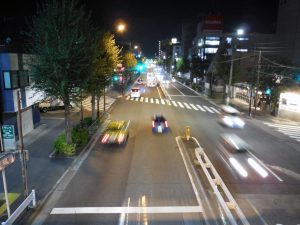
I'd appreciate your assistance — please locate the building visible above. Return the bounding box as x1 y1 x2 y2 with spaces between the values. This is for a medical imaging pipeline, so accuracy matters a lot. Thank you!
276 0 300 65
0 47 42 141
181 22 197 60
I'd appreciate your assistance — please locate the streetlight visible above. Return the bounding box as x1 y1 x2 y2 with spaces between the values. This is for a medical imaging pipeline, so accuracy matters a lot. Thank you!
117 23 126 33
226 28 245 105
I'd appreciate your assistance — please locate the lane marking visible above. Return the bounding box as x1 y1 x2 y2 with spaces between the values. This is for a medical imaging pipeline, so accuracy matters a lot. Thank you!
190 104 199 111
140 97 144 102
145 97 148 103
177 102 184 108
168 95 200 98
166 100 171 105
196 105 205 112
171 101 178 107
183 103 191 109
161 99 165 105
135 98 139 101
171 84 185 96
51 206 203 214
157 87 162 99
126 96 130 100
155 99 160 104
150 98 154 104
130 97 134 101
203 106 214 113
246 199 269 225
263 123 299 129
210 107 220 113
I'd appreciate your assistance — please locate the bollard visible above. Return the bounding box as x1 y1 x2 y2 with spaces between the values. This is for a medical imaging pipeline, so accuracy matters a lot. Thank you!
186 126 190 141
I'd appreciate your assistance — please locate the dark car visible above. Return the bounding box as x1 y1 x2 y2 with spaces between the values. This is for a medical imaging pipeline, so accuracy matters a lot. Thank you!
152 115 169 133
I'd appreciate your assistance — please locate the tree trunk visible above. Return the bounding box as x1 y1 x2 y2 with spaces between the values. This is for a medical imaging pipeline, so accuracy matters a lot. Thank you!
91 92 96 120
97 95 100 118
64 95 72 144
80 92 83 122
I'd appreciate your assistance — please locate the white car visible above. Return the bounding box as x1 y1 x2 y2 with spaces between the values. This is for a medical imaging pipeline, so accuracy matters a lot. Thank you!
219 105 245 128
130 88 141 98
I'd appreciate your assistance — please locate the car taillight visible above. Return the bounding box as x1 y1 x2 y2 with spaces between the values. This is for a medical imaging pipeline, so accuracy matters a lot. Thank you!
118 134 125 143
165 121 168 127
101 134 109 143
152 121 155 127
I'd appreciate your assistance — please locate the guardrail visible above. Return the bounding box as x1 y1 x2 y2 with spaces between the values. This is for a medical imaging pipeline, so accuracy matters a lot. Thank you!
192 137 250 225
1 189 36 225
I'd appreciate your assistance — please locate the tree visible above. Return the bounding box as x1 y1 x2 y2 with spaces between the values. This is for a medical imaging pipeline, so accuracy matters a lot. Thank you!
27 0 92 144
87 32 121 120
123 51 137 69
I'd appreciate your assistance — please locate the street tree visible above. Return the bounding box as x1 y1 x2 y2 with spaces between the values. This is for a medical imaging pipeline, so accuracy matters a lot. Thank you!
123 51 137 69
88 32 121 120
27 0 92 144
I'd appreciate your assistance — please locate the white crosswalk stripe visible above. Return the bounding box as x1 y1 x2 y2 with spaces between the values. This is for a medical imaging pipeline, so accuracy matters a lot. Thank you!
177 102 184 108
150 98 154 103
190 104 198 111
203 106 214 113
210 107 220 113
166 100 171 105
172 101 178 107
161 99 165 105
135 98 139 101
126 96 130 100
196 105 206 112
130 97 134 101
156 99 160 104
145 97 148 103
82 96 115 112
140 97 144 102
183 103 191 109
263 122 300 142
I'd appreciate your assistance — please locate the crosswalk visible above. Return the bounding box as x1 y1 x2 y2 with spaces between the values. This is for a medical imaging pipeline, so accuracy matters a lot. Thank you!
82 96 116 112
263 122 300 142
125 96 219 114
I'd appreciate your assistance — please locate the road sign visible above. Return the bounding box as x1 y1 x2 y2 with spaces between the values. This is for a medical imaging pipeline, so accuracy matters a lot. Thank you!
0 152 15 171
1 125 16 150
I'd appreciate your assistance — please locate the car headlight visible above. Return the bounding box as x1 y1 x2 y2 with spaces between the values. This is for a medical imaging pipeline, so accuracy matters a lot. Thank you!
234 117 245 127
223 117 234 127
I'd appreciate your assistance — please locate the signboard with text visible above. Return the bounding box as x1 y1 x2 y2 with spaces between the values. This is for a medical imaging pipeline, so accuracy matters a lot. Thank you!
1 125 16 150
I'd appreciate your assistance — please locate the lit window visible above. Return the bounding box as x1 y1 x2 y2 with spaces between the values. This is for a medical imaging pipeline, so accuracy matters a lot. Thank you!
205 48 218 54
2 70 30 89
205 40 220 45
226 37 232 44
237 37 249 41
3 72 11 89
236 49 248 52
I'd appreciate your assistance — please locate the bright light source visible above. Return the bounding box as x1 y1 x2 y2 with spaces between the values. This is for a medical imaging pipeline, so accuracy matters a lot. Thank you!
117 23 126 33
171 38 177 44
237 29 244 36
248 158 268 178
229 157 248 177
134 45 138 49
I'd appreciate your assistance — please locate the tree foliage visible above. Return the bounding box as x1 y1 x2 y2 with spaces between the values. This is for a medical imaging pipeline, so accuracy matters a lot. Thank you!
27 0 92 143
123 51 137 69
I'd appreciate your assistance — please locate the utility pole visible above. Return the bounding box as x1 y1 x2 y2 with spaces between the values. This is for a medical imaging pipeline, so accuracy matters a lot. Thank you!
226 37 235 105
103 87 106 112
17 91 29 198
254 50 262 118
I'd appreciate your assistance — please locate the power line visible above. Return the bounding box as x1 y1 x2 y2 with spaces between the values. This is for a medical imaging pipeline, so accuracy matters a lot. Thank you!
262 56 300 70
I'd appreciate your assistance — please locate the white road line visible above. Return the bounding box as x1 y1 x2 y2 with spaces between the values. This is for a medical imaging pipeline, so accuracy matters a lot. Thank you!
190 104 198 111
203 106 214 113
145 97 148 103
150 98 154 103
183 103 191 109
171 84 185 96
210 107 220 113
263 123 299 129
171 101 178 107
166 100 171 105
288 135 300 139
161 99 165 105
155 99 160 104
177 102 184 108
135 98 139 101
196 105 205 112
140 97 144 102
247 151 283 182
51 206 203 214
279 130 300 135
157 87 162 99
130 97 134 101
126 96 130 100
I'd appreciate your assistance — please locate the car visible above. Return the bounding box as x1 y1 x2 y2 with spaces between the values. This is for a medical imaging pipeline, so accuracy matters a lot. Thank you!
171 77 176 82
218 105 245 128
152 115 169 133
130 88 141 98
219 133 249 153
101 120 129 145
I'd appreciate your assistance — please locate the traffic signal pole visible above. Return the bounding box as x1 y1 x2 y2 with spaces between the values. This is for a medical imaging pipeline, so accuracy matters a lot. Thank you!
254 51 262 118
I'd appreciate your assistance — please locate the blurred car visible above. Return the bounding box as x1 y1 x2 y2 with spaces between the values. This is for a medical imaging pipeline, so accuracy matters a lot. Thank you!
152 115 169 133
137 78 144 85
219 133 249 153
130 88 141 98
101 120 129 145
219 105 245 128
171 77 176 82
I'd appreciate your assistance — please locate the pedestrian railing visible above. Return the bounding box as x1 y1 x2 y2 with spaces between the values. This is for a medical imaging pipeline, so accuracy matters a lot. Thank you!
192 137 250 225
1 190 36 225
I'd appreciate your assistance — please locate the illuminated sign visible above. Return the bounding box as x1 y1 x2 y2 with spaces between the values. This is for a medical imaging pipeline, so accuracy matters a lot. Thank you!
279 92 300 112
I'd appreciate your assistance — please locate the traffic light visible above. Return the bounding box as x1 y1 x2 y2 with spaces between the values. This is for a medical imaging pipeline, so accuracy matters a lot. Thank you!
265 88 271 95
113 75 119 81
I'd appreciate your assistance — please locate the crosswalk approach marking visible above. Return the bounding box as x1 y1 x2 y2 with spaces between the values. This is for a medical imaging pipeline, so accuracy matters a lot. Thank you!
183 103 191 109
196 105 205 111
177 102 184 108
172 101 178 107
190 104 198 111
203 106 214 113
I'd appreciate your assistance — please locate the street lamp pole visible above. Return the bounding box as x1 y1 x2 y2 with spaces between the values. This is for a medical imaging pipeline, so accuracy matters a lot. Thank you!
226 41 234 105
254 50 262 118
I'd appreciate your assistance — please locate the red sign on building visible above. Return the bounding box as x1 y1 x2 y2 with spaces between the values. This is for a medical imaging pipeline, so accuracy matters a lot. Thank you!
203 15 223 33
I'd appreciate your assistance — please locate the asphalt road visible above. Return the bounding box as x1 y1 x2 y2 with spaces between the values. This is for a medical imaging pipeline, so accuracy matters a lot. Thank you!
38 72 300 225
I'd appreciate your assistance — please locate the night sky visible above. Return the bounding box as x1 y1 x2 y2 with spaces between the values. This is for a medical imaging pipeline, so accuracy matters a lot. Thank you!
1 0 279 57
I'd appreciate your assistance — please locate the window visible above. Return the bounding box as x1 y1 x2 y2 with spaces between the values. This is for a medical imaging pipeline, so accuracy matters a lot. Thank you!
2 70 30 89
